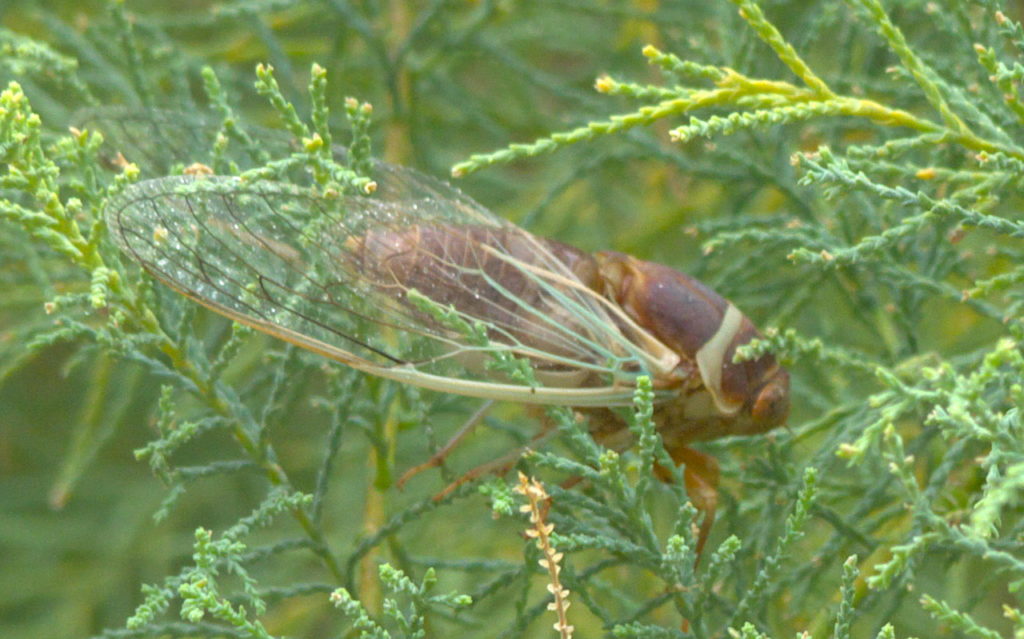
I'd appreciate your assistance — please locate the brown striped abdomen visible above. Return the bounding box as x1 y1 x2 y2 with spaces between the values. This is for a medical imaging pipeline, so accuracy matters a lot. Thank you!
347 224 603 366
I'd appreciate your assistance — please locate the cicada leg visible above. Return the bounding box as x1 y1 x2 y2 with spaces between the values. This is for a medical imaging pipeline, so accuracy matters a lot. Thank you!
431 428 558 501
397 400 495 489
656 446 720 560
402 403 557 501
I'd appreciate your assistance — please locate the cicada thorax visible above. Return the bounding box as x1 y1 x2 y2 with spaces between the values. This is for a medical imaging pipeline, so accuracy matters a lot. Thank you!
591 251 790 443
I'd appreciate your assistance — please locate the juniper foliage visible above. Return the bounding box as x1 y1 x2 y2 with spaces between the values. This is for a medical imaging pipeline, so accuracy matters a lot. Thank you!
1 1 1022 638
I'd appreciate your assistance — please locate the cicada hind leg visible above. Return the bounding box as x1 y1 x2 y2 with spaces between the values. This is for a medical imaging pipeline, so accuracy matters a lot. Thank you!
397 401 494 490
429 428 558 501
407 404 559 501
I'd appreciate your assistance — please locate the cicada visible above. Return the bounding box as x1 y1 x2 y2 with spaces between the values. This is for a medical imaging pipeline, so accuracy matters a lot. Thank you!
94 109 789 548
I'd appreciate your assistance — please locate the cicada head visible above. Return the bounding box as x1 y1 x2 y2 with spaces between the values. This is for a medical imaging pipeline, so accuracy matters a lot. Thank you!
593 251 790 441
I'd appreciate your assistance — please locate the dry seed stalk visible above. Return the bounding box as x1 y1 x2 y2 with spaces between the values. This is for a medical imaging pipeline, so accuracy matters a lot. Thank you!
514 472 573 639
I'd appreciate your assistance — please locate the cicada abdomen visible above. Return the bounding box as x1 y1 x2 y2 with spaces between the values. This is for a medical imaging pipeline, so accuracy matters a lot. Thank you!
345 224 621 385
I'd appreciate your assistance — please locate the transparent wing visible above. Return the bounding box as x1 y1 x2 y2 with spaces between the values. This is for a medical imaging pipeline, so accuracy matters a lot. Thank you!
75 106 497 206
107 175 685 405
76 107 244 176
93 108 679 406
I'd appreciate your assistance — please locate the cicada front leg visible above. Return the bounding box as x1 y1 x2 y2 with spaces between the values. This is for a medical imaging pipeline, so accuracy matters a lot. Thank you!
654 446 720 558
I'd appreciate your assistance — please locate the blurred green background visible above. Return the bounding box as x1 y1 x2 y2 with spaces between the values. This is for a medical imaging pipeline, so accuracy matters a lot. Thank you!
2 1 1023 638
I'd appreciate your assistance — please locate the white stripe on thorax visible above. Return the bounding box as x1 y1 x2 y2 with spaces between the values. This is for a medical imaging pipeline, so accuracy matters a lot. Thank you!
695 303 743 415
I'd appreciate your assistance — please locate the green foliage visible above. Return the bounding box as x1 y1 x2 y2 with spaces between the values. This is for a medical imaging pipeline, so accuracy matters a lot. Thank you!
2 1 1024 638
330 564 472 639
128 489 313 636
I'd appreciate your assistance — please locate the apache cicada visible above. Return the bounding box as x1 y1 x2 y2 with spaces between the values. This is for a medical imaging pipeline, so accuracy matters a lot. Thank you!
95 109 790 548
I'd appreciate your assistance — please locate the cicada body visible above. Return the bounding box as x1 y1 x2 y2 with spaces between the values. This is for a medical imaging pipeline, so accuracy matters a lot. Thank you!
344 223 790 445
94 108 789 548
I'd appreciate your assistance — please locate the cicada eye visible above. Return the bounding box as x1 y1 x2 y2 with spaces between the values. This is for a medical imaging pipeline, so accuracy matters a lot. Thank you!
750 370 790 429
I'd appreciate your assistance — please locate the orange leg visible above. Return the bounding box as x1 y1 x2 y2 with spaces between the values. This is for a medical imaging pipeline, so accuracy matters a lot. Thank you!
398 403 561 500
431 427 558 500
656 446 720 559
397 401 493 489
